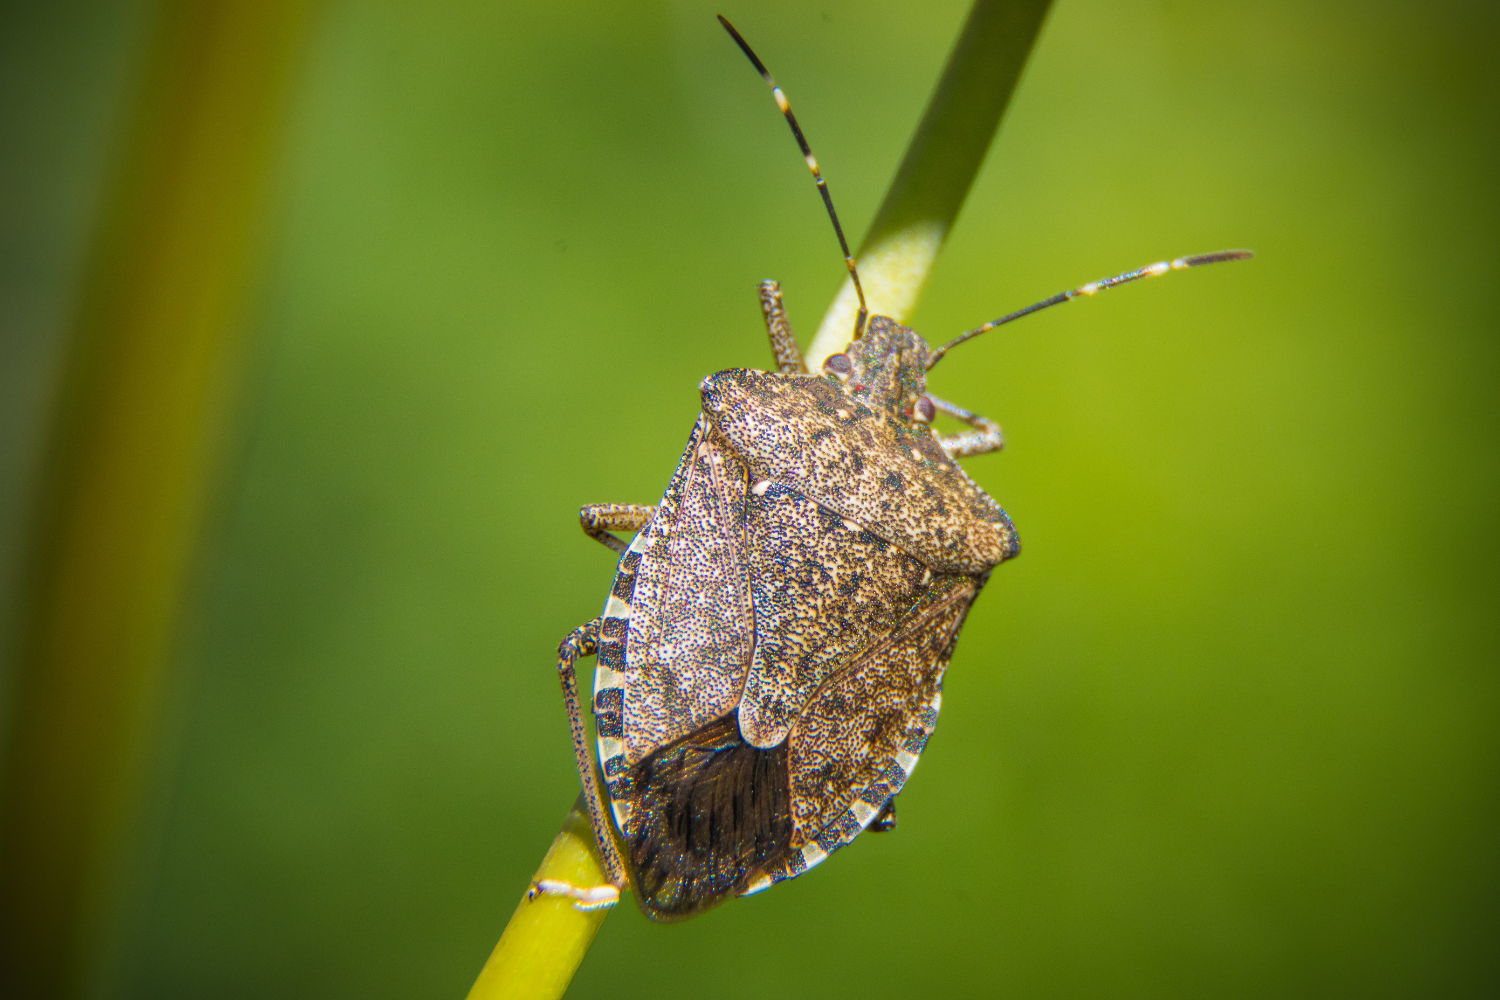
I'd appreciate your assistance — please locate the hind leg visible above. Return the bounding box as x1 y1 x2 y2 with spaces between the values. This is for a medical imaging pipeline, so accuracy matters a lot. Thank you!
868 796 897 833
528 618 629 911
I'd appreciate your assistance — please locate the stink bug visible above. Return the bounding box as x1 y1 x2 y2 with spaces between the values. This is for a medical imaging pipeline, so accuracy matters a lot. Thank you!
530 17 1250 921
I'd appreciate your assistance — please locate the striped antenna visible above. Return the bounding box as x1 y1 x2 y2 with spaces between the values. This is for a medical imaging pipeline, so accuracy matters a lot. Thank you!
926 250 1254 370
719 15 868 340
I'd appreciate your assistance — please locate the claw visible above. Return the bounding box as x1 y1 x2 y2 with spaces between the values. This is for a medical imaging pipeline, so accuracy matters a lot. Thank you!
528 878 621 913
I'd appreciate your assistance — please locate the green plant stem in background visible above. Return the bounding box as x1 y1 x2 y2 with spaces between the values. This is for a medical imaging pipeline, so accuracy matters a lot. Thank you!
0 2 314 997
808 0 1054 370
465 2 1051 996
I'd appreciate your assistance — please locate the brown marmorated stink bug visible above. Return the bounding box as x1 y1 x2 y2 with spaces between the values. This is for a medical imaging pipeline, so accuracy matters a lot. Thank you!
529 17 1251 921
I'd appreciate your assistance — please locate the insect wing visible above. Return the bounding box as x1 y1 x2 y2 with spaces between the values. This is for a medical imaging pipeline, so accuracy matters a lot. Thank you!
744 574 979 893
623 713 792 921
737 480 930 749
616 415 754 766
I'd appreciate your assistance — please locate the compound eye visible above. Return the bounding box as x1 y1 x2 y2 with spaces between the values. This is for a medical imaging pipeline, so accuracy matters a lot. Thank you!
821 353 853 380
913 394 937 424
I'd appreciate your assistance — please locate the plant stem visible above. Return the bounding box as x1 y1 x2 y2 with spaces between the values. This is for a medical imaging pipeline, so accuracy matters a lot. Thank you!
0 2 314 996
808 0 1054 370
465 796 610 1000
468 2 1052 996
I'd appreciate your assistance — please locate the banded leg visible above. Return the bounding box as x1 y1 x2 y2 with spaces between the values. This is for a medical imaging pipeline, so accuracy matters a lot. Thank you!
528 618 629 911
759 280 807 374
869 796 897 833
931 395 1005 458
579 503 655 556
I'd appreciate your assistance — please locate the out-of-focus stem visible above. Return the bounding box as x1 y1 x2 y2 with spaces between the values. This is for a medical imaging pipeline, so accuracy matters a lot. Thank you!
0 2 314 997
807 0 1054 370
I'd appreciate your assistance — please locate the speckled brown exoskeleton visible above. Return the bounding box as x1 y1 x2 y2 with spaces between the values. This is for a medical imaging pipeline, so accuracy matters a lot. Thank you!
528 17 1251 921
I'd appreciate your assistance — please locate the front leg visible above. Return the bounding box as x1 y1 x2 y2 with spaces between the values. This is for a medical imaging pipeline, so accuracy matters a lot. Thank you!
579 503 655 556
528 618 630 912
930 395 1005 458
759 280 808 374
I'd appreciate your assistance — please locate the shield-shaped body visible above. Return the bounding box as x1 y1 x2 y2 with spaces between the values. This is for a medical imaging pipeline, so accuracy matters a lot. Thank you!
590 324 1019 921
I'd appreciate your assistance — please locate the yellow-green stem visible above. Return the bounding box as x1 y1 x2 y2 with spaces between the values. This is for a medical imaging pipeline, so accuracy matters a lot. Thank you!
466 796 610 1000
809 0 1054 370
468 2 1052 996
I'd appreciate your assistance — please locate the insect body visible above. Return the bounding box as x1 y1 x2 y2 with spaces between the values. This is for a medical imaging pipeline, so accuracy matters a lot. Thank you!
530 17 1250 921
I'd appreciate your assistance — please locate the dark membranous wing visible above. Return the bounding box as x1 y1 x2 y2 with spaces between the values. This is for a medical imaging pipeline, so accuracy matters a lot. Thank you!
701 369 1019 575
737 481 929 749
624 712 792 922
741 573 979 895
622 415 754 764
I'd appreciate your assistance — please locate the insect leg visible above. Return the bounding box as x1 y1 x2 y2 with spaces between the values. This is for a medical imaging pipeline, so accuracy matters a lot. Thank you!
579 503 656 555
929 395 1005 458
758 280 807 374
529 618 629 911
869 797 898 833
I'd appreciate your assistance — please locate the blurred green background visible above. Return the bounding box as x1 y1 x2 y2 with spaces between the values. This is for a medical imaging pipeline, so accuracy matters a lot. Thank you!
3 0 1497 997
